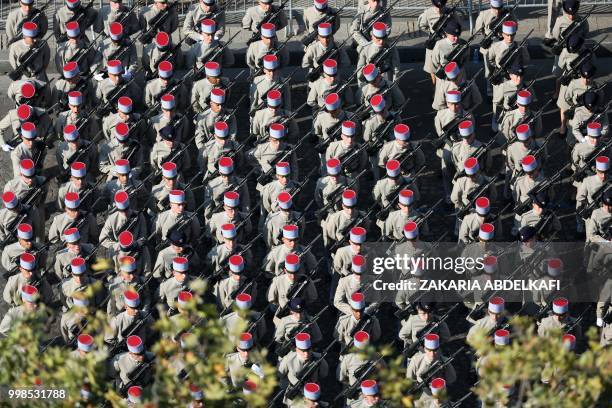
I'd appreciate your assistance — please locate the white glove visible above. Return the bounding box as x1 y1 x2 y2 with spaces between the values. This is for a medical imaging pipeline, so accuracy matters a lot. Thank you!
597 318 603 327
93 73 105 81
579 138 586 144
122 71 133 81
2 144 13 152
251 364 264 378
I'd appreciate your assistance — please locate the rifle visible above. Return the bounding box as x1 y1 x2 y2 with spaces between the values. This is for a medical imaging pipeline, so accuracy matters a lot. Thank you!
452 138 496 181
315 112 360 153
366 99 411 153
431 105 479 147
9 33 52 81
56 0 95 42
376 165 427 220
403 303 460 358
72 30 106 67
577 98 612 135
247 0 291 45
274 340 337 404
249 66 300 116
274 305 329 356
306 36 351 82
153 36 187 71
94 74 139 117
560 35 606 86
315 169 367 219
369 30 408 74
455 175 500 218
359 0 402 40
119 355 155 395
489 29 534 85
434 31 481 79
256 130 313 185
406 346 466 394
207 31 241 65
210 233 262 280
564 305 592 336
138 1 179 44
577 182 611 219
328 207 375 253
205 168 256 216
216 94 248 126
509 98 553 136
8 0 52 45
549 6 594 55
425 1 458 50
287 167 318 198
150 200 208 251
302 2 347 46
106 310 153 356
335 353 385 402
479 0 519 49
355 70 409 117
513 163 571 214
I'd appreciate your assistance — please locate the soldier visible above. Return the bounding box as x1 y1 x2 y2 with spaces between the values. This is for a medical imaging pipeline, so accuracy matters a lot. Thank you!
220 293 267 344
1 223 46 272
351 0 392 51
8 21 50 82
105 290 154 348
419 0 458 83
322 193 368 253
582 181 612 242
208 192 253 245
458 197 502 244
48 191 98 245
106 254 152 317
248 123 299 188
99 190 148 250
264 225 317 277
263 192 304 248
154 229 203 281
466 296 507 344
148 94 190 146
53 62 96 113
183 0 225 45
187 19 235 70
203 157 250 219
596 278 611 346
149 123 192 175
102 159 145 209
242 0 288 34
452 120 491 174
99 124 144 179
3 158 47 217
314 158 354 211
151 162 196 213
56 124 98 180
54 0 98 42
336 331 375 405
138 0 179 43
314 93 356 144
538 297 583 341
519 191 562 240
96 22 139 80
8 79 52 110
268 254 318 324
1 103 55 156
302 23 350 83
142 32 184 82
260 162 296 220
559 61 602 136
153 189 201 244
0 191 43 244
571 122 606 186
5 122 53 178
273 298 323 353
451 158 497 213
362 94 399 153
357 64 405 113
399 302 451 350
251 91 299 143
553 33 588 101
252 54 294 114
144 61 188 113
191 62 231 114
246 23 289 73
53 228 96 280
107 231 153 281
3 252 52 307
374 160 421 211
206 223 254 278
60 293 90 345
95 60 142 116
569 91 610 145
60 256 105 311
431 19 469 83
334 292 381 346
522 258 565 317
303 0 341 34
512 155 551 208
223 332 265 387
432 62 482 112
506 124 546 195
310 59 355 112
111 335 155 394
5 0 49 44
72 333 96 359
548 0 589 52
488 21 530 133
94 0 140 37
334 254 368 315
287 382 324 408
158 260 193 313
0 285 43 337
356 22 399 88
278 332 329 390
213 255 257 311
382 191 429 241
500 90 543 148
56 23 99 78
194 91 239 156
55 91 100 141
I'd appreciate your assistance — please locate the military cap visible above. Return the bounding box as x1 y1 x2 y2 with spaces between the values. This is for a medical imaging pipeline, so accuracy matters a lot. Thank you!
566 34 584 53
582 90 599 110
289 297 304 312
416 302 435 312
529 191 550 208
432 0 447 7
563 0 580 15
519 225 536 242
444 19 461 36
507 62 524 76
159 125 175 141
169 229 187 246
603 188 612 205
580 61 596 78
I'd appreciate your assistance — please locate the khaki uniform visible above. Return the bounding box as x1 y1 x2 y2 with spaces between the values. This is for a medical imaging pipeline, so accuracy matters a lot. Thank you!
451 139 491 173
307 76 355 109
451 174 498 210
264 243 318 277
356 42 400 86
53 244 94 280
102 177 147 210
3 273 53 307
224 352 263 387
3 175 47 211
559 78 602 113
55 109 100 142
538 315 583 339
407 351 457 387
102 112 144 142
500 108 544 144
513 172 550 204
0 106 54 148
519 209 562 234
54 39 97 75
99 210 148 250
48 211 98 245
569 106 610 144
571 141 600 175
466 315 502 344
586 208 612 243
432 76 482 112
597 279 611 346
220 310 267 344
418 6 456 73
552 13 589 42
302 40 350 74
263 210 304 248
278 351 329 389
187 39 235 69
303 6 341 34
325 141 368 180
250 75 292 113
182 3 226 41
333 246 369 278
94 38 138 75
53 5 97 42
203 175 251 216
363 112 397 143
112 351 155 389
151 180 196 213
241 5 288 32
323 211 367 250
431 38 469 79
5 7 49 42
55 138 98 176
52 77 96 112
105 273 152 316
8 79 51 108
213 276 258 311
356 78 406 112
207 210 253 244
260 180 296 215
458 213 503 244
158 276 192 311
334 314 381 346
250 108 300 143
506 139 546 177
248 141 299 181
61 275 105 311
314 174 353 209
147 113 190 145
105 310 154 346
191 76 230 114
0 205 43 244
350 7 392 49
267 274 318 310
334 275 372 316
93 4 140 37
337 351 367 388
9 144 41 179
107 244 153 278
141 41 185 80
98 139 144 179
399 314 451 347
149 140 192 175
60 309 87 344
576 174 606 213
9 39 50 82
153 246 203 280
144 78 189 113
153 210 201 244
95 77 142 113
1 241 47 272
0 306 35 336
373 177 421 208
194 108 238 151
274 313 323 345
138 4 179 38
246 40 290 72
205 243 253 278
314 110 357 142
383 209 428 241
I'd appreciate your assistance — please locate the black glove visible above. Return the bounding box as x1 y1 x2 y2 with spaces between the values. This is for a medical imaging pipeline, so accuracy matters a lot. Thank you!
481 37 493 50
543 38 556 48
